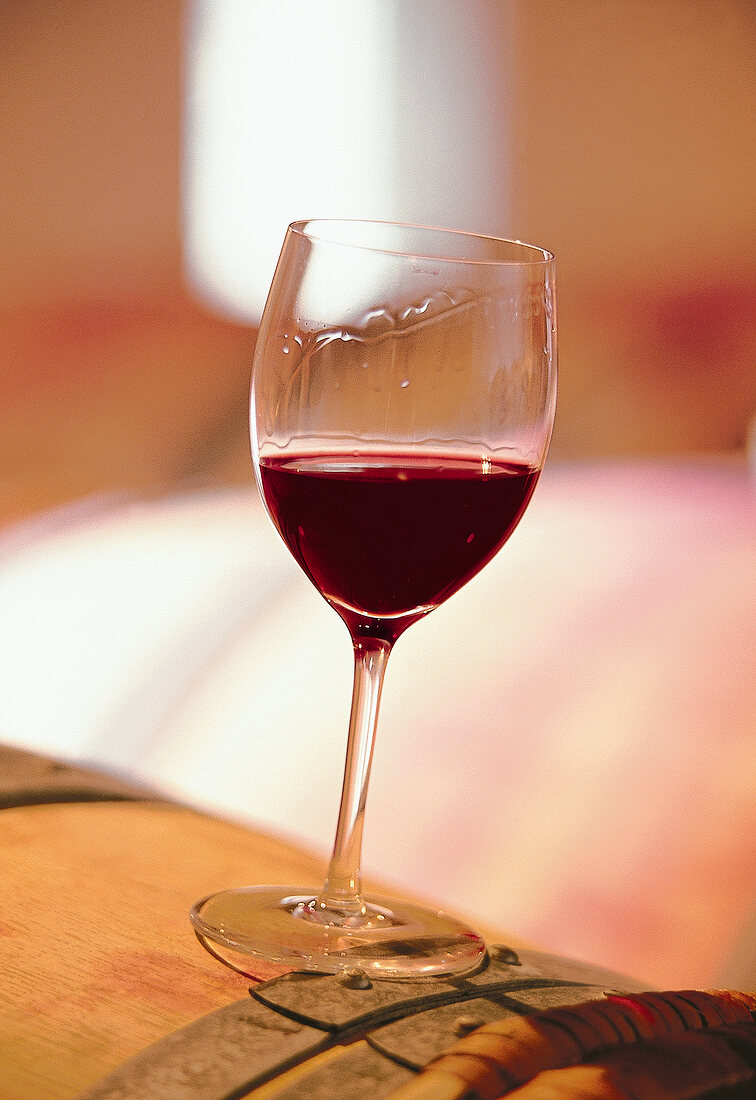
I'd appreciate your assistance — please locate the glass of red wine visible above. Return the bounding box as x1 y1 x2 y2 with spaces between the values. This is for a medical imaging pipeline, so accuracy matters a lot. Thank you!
191 220 557 978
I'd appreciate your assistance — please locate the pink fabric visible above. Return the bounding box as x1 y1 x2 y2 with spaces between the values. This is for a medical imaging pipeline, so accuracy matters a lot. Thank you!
1 460 753 988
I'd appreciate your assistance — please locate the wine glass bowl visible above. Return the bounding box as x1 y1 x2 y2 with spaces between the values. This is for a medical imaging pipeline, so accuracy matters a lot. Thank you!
191 220 556 978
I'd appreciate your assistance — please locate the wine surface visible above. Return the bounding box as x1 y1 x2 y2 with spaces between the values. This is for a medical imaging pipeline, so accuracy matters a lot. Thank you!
259 453 539 640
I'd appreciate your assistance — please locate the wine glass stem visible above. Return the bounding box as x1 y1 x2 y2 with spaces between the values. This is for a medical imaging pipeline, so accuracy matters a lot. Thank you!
320 635 391 914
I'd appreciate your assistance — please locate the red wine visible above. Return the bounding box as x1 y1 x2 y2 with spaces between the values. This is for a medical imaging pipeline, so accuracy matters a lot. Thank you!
258 453 539 641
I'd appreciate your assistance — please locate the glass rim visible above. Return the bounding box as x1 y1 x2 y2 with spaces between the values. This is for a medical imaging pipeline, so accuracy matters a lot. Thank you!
288 218 555 266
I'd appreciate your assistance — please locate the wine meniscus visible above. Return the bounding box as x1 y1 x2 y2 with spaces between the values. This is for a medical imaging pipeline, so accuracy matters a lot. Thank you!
259 452 540 642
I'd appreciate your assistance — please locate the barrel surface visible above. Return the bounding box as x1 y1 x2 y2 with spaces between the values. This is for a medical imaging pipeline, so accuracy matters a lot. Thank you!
3 748 752 1100
77 948 652 1100
0 748 511 1099
0 743 159 808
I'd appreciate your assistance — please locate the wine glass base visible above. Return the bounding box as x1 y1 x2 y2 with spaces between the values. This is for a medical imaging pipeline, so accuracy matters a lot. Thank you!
190 886 486 979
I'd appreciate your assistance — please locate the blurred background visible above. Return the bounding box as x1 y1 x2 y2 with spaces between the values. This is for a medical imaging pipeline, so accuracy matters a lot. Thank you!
3 0 754 523
1 1 754 990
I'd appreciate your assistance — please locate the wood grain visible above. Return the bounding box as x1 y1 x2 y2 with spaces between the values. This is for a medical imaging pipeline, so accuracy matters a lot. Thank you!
0 799 511 1099
0 801 322 1098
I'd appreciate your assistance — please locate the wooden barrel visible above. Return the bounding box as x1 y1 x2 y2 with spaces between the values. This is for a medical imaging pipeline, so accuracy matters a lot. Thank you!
2 747 753 1100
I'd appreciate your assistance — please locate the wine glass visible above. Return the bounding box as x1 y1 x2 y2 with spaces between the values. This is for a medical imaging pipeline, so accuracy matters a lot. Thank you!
191 219 556 979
